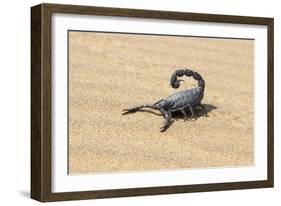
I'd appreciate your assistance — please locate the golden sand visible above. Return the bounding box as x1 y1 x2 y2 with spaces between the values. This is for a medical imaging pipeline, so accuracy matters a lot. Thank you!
68 31 254 174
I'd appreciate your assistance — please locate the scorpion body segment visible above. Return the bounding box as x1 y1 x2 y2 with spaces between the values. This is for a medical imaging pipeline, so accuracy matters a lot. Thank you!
122 69 207 132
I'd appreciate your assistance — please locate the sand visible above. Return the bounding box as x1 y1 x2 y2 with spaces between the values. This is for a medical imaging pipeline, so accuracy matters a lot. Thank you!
68 31 254 174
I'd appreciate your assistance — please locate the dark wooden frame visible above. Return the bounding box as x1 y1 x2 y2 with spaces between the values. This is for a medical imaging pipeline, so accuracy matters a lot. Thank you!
31 3 274 202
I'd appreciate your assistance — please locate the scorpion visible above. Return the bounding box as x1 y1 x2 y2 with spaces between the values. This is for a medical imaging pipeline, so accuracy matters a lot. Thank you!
122 69 208 132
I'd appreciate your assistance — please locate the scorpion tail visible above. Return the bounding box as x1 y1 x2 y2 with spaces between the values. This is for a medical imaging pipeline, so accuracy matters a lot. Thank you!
170 69 205 90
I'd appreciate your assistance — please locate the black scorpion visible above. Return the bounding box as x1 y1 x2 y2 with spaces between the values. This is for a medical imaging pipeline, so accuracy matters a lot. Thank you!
122 69 207 131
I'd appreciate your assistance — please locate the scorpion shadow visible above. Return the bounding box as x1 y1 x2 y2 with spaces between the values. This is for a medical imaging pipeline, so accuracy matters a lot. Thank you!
162 104 217 132
133 104 217 132
173 104 217 119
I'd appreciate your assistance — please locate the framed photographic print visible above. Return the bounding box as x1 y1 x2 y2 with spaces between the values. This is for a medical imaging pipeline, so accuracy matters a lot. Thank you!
31 3 274 202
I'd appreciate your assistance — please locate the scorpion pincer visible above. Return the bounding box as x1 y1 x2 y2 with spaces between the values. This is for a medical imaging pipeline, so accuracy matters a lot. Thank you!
122 69 208 132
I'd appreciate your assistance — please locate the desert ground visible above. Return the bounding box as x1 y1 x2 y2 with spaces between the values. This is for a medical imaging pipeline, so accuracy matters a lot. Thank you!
68 31 254 174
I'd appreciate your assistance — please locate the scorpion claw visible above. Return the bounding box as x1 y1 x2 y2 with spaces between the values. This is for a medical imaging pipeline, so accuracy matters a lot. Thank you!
122 111 128 115
160 121 167 131
160 125 167 132
122 109 135 115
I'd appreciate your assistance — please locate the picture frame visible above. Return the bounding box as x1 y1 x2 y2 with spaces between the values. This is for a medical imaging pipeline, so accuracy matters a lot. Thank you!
31 3 274 202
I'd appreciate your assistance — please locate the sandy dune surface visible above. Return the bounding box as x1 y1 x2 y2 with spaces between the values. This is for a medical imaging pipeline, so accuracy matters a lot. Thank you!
68 31 254 174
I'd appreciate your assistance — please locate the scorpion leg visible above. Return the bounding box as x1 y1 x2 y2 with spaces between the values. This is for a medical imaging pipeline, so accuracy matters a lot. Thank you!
122 104 156 115
180 109 188 121
189 105 197 121
159 109 171 132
